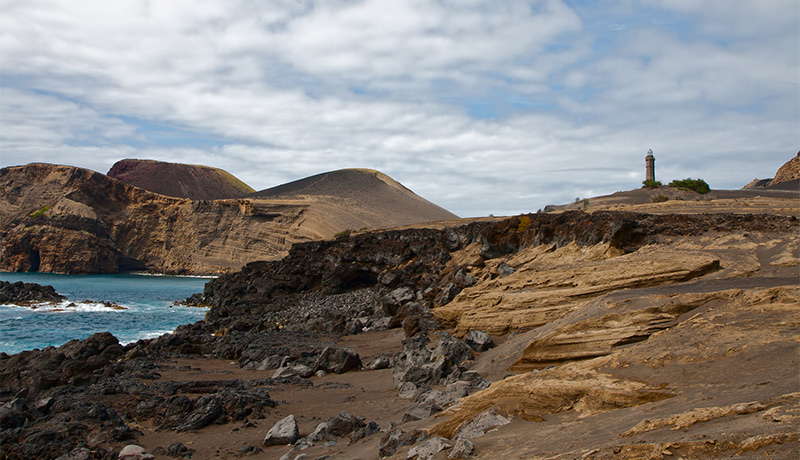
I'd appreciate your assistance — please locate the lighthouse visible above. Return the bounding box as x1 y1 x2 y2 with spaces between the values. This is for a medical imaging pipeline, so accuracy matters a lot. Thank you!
645 149 655 183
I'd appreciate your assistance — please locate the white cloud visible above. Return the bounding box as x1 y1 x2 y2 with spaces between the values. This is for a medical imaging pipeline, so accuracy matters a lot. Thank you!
0 0 797 217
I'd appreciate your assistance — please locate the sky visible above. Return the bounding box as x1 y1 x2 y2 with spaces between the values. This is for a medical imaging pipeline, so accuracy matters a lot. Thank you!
1 0 797 217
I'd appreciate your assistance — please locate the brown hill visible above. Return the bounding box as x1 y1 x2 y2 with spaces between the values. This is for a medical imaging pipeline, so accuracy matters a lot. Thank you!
0 163 459 274
250 169 459 236
107 159 255 200
742 153 800 191
770 153 800 188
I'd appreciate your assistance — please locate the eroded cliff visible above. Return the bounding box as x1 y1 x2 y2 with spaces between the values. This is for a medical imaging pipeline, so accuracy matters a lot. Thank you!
0 163 459 274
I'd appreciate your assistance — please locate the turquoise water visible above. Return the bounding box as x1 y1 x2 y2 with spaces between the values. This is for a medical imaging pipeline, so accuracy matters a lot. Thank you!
0 272 211 355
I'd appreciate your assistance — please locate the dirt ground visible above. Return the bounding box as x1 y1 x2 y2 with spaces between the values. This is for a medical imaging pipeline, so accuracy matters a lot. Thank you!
97 196 799 460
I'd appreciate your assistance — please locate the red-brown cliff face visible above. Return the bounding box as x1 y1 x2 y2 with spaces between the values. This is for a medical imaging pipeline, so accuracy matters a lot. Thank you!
0 163 459 274
107 159 255 200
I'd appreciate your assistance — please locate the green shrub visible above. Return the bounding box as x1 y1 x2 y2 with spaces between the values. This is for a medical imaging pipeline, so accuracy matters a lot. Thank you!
669 178 710 194
642 179 662 188
334 229 352 239
651 194 670 203
516 216 531 232
30 205 51 218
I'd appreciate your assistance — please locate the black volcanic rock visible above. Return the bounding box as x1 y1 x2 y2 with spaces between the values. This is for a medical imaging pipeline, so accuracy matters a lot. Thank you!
0 332 124 400
203 211 796 338
0 280 65 305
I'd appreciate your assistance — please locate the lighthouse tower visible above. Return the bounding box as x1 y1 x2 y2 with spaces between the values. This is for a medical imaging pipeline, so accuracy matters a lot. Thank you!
645 149 655 183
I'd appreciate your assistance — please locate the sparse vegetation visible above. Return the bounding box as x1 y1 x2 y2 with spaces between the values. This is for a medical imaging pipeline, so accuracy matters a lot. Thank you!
669 178 710 194
574 197 589 209
30 205 51 218
642 179 662 188
652 194 670 203
334 229 353 239
517 216 531 232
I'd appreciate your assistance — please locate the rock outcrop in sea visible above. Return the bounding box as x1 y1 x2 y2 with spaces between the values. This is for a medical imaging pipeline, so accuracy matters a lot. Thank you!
0 280 65 305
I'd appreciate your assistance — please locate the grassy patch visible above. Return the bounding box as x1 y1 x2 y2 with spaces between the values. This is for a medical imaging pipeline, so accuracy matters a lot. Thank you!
30 205 51 218
334 229 353 239
642 179 662 188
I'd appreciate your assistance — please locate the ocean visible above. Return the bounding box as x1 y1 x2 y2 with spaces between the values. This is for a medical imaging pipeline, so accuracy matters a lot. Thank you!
0 272 211 355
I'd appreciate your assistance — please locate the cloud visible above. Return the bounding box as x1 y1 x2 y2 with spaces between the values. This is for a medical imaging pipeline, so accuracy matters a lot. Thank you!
0 0 797 217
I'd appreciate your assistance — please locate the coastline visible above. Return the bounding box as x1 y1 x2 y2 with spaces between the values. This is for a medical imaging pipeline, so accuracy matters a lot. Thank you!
1 210 798 459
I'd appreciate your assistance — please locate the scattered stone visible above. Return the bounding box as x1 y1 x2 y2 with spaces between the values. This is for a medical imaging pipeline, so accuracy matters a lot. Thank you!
237 445 263 456
309 422 328 442
402 403 443 422
313 346 362 374
496 262 516 278
392 335 435 388
383 287 416 315
264 414 300 446
455 409 510 440
166 441 194 458
118 445 154 460
87 432 108 447
464 330 494 352
448 438 475 459
379 429 428 458
407 437 452 459
432 332 473 367
369 355 391 370
294 436 315 450
326 411 366 437
444 382 471 401
435 283 460 306
349 421 380 443
249 355 284 371
175 394 223 431
274 365 315 379
55 447 91 460
398 382 419 399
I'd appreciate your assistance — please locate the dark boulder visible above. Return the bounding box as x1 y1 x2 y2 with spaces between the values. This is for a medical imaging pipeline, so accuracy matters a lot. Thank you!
263 414 299 446
378 429 427 458
326 411 366 438
174 395 223 432
392 334 432 388
432 332 473 366
313 346 362 374
464 330 494 352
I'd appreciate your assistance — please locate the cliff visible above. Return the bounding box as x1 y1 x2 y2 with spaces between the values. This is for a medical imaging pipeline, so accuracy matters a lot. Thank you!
742 153 800 191
0 163 458 274
107 159 255 200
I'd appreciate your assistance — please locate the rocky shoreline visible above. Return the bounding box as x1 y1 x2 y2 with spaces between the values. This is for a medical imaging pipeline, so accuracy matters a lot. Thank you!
1 210 798 459
0 280 66 306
